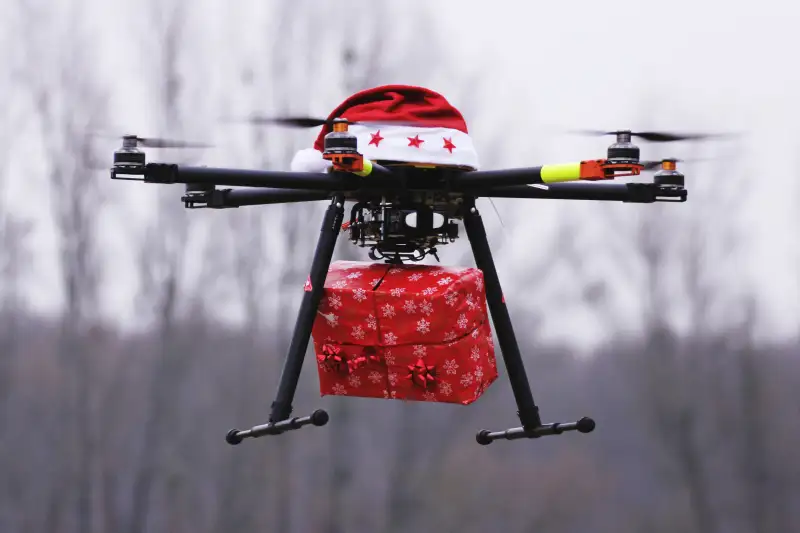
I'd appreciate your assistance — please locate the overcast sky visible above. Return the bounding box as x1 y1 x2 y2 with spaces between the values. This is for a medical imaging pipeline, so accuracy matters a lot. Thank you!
4 0 798 349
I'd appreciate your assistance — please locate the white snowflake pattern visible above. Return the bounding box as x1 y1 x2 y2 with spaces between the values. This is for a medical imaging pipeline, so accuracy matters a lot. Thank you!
460 373 474 387
388 268 402 275
412 345 427 357
402 300 417 314
419 300 433 316
438 381 453 396
332 280 348 289
351 325 366 340
443 359 459 375
443 331 458 342
348 374 361 388
470 345 481 362
390 287 406 297
465 293 477 310
368 371 383 384
324 336 336 342
471 329 479 339
436 276 453 286
370 278 382 286
321 312 338 327
381 303 396 318
421 286 438 296
408 272 424 282
352 288 368 302
366 314 377 330
443 291 459 307
457 314 469 329
388 372 399 386
332 383 348 395
384 350 396 365
429 269 448 277
423 391 437 401
487 335 495 349
383 332 398 345
416 318 431 334
347 271 363 279
475 275 484 292
327 293 343 310
383 389 397 399
474 366 484 380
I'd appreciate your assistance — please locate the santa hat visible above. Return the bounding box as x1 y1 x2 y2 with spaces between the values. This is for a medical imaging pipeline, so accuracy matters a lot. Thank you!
290 85 480 173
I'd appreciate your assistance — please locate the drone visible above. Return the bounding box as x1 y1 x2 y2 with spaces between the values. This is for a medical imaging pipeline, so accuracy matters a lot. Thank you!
110 109 714 447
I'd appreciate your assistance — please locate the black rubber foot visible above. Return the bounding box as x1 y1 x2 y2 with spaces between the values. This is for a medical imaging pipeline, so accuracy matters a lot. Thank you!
576 416 595 433
476 430 492 445
226 429 243 445
310 409 330 426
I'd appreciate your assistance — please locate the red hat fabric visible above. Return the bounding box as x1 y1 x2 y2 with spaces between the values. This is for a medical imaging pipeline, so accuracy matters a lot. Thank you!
290 85 480 172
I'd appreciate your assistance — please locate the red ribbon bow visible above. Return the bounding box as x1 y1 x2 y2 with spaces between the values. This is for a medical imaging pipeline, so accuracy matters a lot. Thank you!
406 358 437 389
319 345 384 375
318 344 347 374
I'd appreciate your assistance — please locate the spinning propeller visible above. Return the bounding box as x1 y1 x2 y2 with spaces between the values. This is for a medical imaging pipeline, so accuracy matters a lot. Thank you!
226 114 421 129
90 132 211 149
574 129 732 143
639 158 698 170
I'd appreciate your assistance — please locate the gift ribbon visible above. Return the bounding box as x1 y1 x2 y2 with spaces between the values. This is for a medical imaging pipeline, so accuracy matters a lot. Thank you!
406 358 437 390
318 344 347 373
319 344 384 375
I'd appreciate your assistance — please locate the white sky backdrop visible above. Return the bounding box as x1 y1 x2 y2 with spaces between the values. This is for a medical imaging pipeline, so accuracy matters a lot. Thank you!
5 0 798 350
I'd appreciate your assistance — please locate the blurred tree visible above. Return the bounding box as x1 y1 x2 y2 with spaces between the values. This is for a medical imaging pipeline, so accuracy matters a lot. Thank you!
17 2 110 532
427 442 611 533
125 1 205 531
572 136 752 533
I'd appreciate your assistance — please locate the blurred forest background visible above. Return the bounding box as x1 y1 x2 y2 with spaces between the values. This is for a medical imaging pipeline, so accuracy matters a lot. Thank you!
1 1 798 532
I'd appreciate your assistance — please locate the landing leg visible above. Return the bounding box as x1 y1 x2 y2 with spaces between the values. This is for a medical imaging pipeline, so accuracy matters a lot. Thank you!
226 195 345 445
461 197 595 445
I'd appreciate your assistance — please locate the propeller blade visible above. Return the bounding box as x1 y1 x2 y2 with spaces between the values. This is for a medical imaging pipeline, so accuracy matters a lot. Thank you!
226 114 426 129
639 157 710 170
89 132 211 148
239 116 340 128
133 136 211 148
640 159 675 170
629 131 727 142
571 129 733 143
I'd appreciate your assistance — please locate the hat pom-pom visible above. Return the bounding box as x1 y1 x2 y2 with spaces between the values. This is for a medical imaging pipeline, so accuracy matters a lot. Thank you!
290 148 331 173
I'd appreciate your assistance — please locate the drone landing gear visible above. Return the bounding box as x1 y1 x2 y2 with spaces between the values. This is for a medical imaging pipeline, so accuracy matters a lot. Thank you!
227 195 595 446
226 195 345 445
462 198 596 445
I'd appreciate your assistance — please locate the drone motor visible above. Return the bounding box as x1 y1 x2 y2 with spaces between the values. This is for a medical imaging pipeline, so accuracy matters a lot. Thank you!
111 135 146 178
606 130 641 165
322 119 364 173
653 158 685 188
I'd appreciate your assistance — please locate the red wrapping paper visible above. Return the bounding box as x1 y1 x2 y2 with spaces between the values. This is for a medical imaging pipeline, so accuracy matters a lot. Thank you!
310 261 498 405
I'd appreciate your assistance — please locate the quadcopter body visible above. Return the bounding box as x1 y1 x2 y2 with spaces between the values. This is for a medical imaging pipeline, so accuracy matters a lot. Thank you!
108 85 713 447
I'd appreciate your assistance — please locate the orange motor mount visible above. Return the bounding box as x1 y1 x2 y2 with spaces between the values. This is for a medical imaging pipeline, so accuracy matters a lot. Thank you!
581 130 646 179
322 119 364 173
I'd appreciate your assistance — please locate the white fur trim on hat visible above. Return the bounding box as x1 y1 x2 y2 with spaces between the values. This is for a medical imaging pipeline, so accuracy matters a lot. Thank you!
290 124 480 173
290 148 332 173
349 125 479 169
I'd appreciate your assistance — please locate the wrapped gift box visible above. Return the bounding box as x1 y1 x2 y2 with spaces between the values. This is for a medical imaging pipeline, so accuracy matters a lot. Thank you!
310 261 498 405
